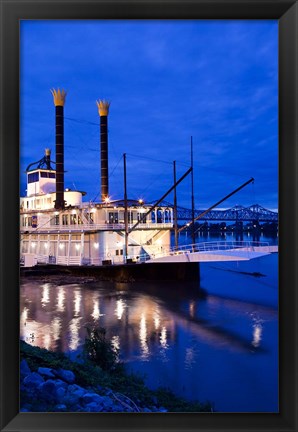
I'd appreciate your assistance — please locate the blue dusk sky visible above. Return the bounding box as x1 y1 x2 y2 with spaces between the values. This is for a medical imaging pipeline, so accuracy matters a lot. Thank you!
20 20 278 210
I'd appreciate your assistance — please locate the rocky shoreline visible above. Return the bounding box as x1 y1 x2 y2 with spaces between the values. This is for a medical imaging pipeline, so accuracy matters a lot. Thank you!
21 359 164 413
20 341 213 413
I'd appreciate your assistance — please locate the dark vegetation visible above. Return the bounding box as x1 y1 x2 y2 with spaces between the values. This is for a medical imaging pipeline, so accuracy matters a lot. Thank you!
83 326 119 371
20 327 213 412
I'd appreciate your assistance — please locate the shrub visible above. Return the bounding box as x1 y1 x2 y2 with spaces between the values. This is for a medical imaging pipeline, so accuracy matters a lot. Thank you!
83 326 119 372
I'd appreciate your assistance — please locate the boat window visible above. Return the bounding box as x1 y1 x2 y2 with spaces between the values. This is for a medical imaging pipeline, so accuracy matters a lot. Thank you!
22 241 29 253
137 213 146 223
32 215 37 228
157 209 163 223
40 172 56 178
70 214 77 225
62 215 68 225
164 209 170 223
28 172 39 183
118 211 124 223
109 212 118 224
50 215 59 226
86 213 94 223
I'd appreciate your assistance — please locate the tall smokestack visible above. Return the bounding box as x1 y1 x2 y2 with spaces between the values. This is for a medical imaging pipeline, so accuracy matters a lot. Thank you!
51 88 67 210
96 100 110 202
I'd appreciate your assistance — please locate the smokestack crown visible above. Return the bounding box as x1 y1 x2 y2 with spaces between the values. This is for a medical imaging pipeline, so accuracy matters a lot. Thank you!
51 88 67 106
96 100 110 116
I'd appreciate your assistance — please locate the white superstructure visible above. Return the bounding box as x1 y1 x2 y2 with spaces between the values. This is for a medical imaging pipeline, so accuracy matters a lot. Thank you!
20 160 173 266
20 90 173 267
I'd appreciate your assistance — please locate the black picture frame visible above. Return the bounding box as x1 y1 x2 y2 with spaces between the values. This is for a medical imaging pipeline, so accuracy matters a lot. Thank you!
0 1 297 431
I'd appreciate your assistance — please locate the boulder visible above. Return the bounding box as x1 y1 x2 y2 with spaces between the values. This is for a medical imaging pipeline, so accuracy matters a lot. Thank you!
53 379 68 390
143 407 152 413
158 407 168 413
81 392 105 406
20 403 32 413
20 359 31 379
54 404 67 412
64 384 86 405
54 368 75 384
101 396 114 410
67 384 86 397
38 379 59 403
56 386 67 403
23 372 44 389
112 403 126 412
84 401 102 412
37 367 55 378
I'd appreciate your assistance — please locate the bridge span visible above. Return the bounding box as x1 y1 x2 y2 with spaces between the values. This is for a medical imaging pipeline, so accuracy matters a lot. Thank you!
148 202 278 222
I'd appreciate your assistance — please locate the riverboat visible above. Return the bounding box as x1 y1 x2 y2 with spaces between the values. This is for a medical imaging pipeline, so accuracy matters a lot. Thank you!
20 90 173 267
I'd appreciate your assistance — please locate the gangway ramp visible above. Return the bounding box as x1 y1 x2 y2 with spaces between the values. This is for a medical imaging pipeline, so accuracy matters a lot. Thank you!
145 241 277 264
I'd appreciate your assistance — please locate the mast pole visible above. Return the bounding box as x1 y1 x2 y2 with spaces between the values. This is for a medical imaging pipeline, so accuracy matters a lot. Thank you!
191 136 196 245
173 160 178 249
129 166 192 233
123 153 128 262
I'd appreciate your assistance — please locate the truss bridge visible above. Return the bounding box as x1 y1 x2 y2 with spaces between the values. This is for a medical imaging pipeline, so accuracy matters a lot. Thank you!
149 202 278 222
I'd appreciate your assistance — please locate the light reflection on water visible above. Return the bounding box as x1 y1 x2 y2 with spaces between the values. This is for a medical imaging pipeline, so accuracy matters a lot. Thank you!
41 284 50 307
184 345 198 370
20 306 29 325
111 335 120 352
115 299 125 320
56 287 65 312
252 323 263 348
69 317 82 351
52 316 62 341
20 253 278 412
73 289 82 317
91 291 104 322
251 314 264 348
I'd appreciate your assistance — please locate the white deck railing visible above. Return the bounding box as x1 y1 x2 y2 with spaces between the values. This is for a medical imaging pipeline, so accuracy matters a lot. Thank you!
20 241 275 267
20 222 173 233
136 240 271 262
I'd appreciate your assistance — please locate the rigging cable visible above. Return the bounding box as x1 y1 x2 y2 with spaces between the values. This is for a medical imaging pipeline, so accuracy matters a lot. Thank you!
91 154 123 203
64 116 98 127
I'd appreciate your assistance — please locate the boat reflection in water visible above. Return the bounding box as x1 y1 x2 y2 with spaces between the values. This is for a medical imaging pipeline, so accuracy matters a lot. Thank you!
20 255 278 413
20 281 267 357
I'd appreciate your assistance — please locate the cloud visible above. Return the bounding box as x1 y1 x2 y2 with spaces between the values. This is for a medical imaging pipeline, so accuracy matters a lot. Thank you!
20 20 278 209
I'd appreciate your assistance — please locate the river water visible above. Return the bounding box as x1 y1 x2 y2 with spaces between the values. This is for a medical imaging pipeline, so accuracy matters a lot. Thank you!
20 233 278 412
